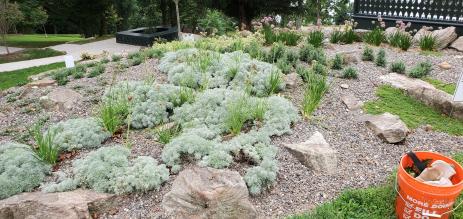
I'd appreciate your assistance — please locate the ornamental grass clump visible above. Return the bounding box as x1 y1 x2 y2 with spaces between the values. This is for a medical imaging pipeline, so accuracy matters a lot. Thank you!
375 49 387 67
390 61 406 74
362 46 375 61
48 117 110 152
111 54 122 62
226 96 251 135
312 61 327 75
31 123 59 164
331 54 344 70
307 30 324 48
364 27 385 46
302 72 328 118
267 70 283 95
88 64 106 78
408 62 432 78
300 43 326 65
278 31 301 46
419 34 437 51
389 31 412 51
0 142 50 199
330 30 343 44
342 67 358 79
155 125 181 144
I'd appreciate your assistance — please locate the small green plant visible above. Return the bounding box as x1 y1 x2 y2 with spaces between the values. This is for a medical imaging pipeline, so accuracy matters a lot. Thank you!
364 27 385 46
252 100 268 121
342 67 358 79
99 101 125 135
129 56 143 66
419 34 437 51
389 31 412 51
307 30 324 48
226 96 250 135
330 30 343 43
375 49 386 67
268 42 287 63
302 72 328 118
331 54 344 70
197 9 235 36
100 57 110 64
296 65 310 82
52 70 70 85
111 54 122 62
262 25 277 45
278 31 301 46
88 64 106 78
31 123 59 164
267 70 283 95
362 47 375 61
155 125 181 144
277 57 292 74
342 29 358 44
312 61 327 75
172 87 195 107
408 62 432 78
390 61 406 74
71 65 87 79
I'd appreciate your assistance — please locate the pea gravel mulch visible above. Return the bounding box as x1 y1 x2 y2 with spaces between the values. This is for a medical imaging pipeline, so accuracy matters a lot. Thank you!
0 43 462 218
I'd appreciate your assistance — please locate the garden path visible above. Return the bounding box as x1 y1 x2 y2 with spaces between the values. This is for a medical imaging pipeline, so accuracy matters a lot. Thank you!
0 46 24 55
0 38 141 72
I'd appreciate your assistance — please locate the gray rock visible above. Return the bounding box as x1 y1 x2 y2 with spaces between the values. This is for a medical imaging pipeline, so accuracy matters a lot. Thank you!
284 131 337 174
450 36 463 52
27 79 56 88
284 73 301 89
385 27 398 38
438 62 452 70
364 112 409 143
162 167 257 219
340 84 349 89
0 189 114 219
354 29 370 39
380 73 435 91
432 26 458 50
412 27 433 45
40 88 83 111
340 51 359 64
341 94 363 110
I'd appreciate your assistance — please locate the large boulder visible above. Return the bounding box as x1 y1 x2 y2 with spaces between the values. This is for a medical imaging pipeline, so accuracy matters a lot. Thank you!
380 73 435 91
432 27 458 50
450 36 463 52
412 27 432 45
0 190 114 219
162 167 257 219
284 131 337 174
364 113 409 143
40 88 83 111
385 27 398 38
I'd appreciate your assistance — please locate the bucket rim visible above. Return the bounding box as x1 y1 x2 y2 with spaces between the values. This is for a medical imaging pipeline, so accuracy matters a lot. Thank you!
399 151 463 188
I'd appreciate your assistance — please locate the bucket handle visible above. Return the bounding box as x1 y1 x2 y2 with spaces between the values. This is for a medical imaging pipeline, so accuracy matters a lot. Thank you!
395 172 463 218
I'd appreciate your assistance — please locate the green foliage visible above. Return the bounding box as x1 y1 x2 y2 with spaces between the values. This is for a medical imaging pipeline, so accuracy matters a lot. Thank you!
330 30 343 44
312 61 327 75
155 125 181 144
88 64 106 78
98 99 128 135
4 34 82 48
341 29 358 44
296 65 310 82
73 146 169 194
364 86 463 135
100 57 110 64
111 54 122 62
302 72 328 118
307 30 324 48
0 48 65 64
52 69 71 85
408 62 432 78
226 96 251 135
300 43 327 65
419 34 437 51
390 61 406 74
71 64 87 79
268 42 287 63
423 78 456 95
0 62 65 91
361 46 374 61
0 142 50 199
198 9 235 36
276 56 292 74
31 123 59 164
48 117 110 152
262 26 301 46
331 54 344 70
375 49 386 67
388 31 412 51
267 70 283 95
342 67 358 79
364 27 384 46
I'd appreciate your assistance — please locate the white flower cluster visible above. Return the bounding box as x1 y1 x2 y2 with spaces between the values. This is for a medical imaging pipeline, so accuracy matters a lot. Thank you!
159 49 285 97
162 88 299 194
0 142 50 199
48 117 110 152
68 146 169 194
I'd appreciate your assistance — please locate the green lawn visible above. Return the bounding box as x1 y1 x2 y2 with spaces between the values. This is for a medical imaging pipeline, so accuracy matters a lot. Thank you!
70 35 114 45
288 152 463 219
4 34 82 48
0 62 65 90
0 48 65 64
364 85 463 136
424 77 456 95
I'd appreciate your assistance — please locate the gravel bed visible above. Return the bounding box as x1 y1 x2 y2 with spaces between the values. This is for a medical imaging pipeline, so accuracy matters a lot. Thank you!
1 44 463 218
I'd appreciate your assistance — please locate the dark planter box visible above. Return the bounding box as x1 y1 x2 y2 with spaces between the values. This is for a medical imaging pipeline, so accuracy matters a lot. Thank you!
116 27 178 47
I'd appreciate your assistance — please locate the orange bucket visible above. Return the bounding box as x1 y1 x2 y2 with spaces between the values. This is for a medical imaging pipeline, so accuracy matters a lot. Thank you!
396 151 463 219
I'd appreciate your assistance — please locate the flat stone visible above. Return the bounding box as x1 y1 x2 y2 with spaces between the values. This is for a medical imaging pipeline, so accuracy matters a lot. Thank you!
340 84 349 89
380 73 435 91
284 131 337 174
450 36 463 52
0 189 115 219
364 112 409 143
27 79 56 88
341 94 363 110
40 88 83 111
438 62 452 70
162 167 257 219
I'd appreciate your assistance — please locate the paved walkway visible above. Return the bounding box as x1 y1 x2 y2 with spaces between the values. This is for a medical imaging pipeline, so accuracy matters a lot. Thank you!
0 46 23 55
0 38 141 72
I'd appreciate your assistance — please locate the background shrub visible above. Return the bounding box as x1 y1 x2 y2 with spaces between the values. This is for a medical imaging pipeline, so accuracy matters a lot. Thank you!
390 61 406 74
342 67 358 79
375 49 386 67
331 54 344 70
362 47 375 61
197 9 235 36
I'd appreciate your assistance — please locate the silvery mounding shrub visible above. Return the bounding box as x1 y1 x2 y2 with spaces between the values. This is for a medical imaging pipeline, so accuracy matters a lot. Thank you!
48 117 110 152
158 48 285 97
0 142 50 199
162 88 299 194
73 146 169 194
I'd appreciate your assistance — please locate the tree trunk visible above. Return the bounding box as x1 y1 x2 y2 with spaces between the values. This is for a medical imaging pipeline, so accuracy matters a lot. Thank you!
173 0 181 39
238 0 246 30
1 33 9 54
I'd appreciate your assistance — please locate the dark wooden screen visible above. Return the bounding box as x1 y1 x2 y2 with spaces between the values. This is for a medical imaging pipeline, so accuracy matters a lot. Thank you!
353 0 463 35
